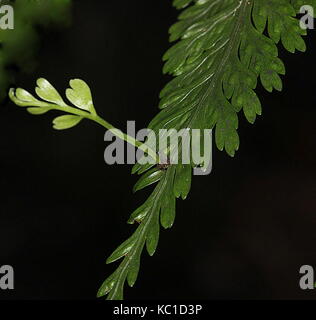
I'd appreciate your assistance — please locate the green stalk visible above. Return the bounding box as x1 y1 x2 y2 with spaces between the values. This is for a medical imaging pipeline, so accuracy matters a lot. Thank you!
27 100 159 163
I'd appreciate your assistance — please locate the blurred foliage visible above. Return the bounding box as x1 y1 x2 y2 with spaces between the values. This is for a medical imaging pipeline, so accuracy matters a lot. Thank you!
0 0 72 100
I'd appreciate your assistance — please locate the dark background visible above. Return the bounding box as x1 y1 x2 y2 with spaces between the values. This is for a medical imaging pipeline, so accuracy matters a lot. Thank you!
0 1 315 300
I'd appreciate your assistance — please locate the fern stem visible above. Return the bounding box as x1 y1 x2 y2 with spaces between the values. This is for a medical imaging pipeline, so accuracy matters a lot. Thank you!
92 115 159 163
51 103 159 163
9 84 160 163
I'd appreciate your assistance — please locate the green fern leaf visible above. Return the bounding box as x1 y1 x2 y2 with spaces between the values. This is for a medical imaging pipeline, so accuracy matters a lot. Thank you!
52 115 83 130
36 78 67 106
100 0 314 299
98 167 176 300
66 79 96 114
133 168 164 193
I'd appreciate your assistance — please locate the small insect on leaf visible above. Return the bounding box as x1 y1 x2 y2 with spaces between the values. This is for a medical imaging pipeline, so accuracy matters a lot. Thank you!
52 115 83 130
66 79 96 114
36 78 67 106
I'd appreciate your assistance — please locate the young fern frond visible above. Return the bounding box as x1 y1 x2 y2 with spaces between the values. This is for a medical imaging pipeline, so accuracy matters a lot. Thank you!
9 0 315 300
9 79 158 161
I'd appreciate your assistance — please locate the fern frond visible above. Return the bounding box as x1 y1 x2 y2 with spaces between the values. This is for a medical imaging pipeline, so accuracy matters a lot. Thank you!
99 0 314 299
97 167 177 300
9 0 314 300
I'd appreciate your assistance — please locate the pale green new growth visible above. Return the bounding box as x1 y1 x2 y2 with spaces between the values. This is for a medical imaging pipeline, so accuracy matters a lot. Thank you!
66 79 97 114
9 0 316 300
9 79 158 160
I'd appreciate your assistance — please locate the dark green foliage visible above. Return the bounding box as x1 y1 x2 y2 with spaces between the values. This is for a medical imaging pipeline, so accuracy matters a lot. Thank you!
97 0 315 300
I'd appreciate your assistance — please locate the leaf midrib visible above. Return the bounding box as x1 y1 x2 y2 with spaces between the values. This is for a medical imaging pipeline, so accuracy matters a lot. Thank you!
184 0 251 129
